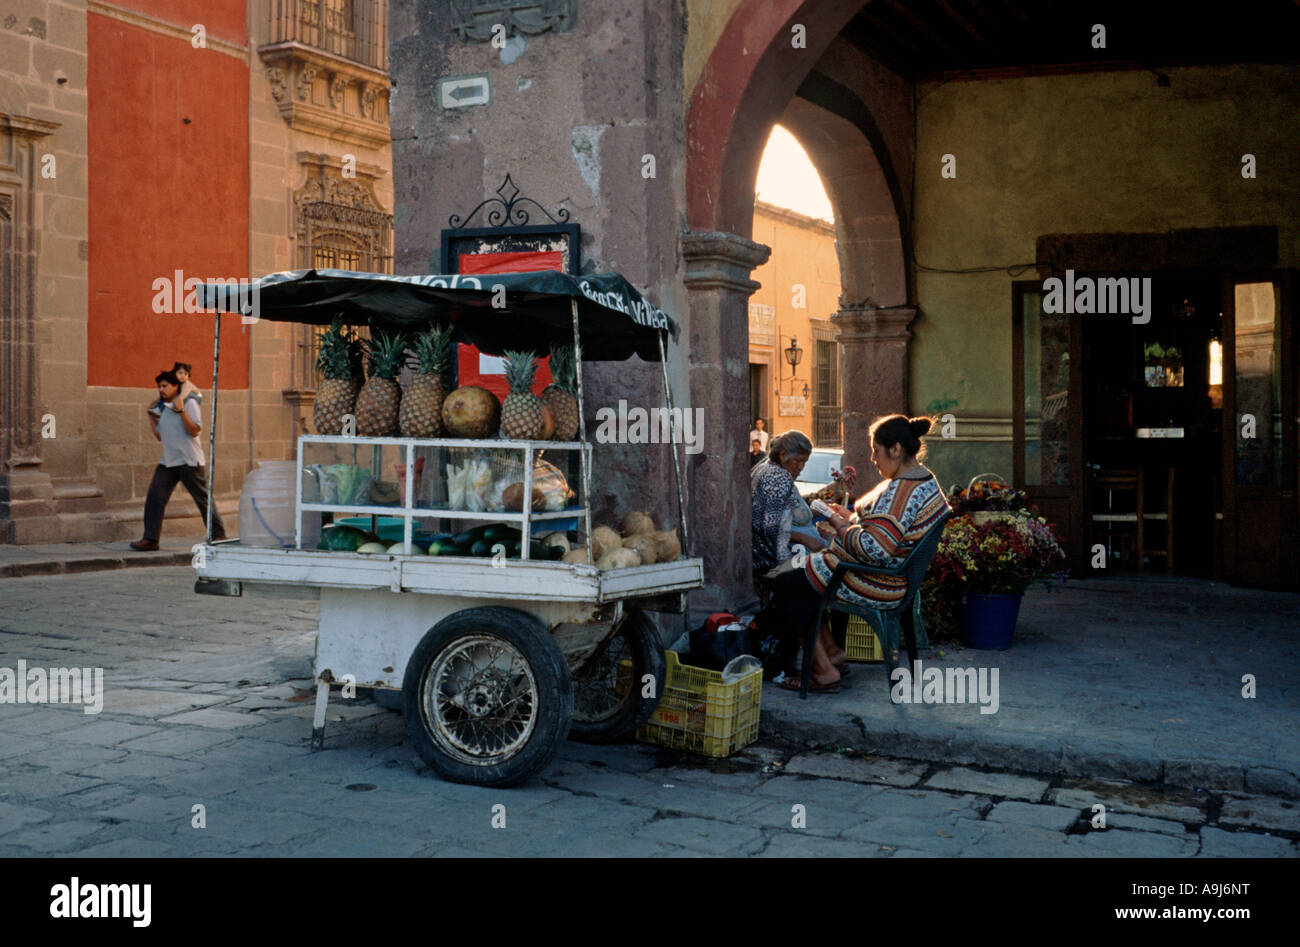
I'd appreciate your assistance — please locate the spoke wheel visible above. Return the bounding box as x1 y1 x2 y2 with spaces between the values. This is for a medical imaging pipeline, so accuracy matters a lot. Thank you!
403 607 571 786
423 634 539 765
569 608 665 744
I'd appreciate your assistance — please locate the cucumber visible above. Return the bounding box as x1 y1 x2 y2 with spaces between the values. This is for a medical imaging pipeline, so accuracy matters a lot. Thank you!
482 524 521 543
470 538 493 557
452 526 484 547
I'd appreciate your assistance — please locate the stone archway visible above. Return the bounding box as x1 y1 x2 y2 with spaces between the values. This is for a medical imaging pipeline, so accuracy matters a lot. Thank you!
682 0 915 610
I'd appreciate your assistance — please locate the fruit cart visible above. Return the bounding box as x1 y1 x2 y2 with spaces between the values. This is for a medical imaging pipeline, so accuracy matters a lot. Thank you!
192 269 701 786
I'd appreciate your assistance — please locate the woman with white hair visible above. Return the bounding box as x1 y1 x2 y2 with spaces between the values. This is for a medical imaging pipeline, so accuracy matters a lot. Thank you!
750 429 825 582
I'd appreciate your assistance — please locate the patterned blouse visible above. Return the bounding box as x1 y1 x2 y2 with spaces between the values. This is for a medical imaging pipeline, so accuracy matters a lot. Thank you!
803 469 949 609
751 459 797 577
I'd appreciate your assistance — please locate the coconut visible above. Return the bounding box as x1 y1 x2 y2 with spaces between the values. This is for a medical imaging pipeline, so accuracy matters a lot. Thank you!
619 511 655 537
561 548 590 565
591 525 622 560
650 528 681 562
441 386 502 438
596 547 641 571
623 533 658 565
542 531 570 553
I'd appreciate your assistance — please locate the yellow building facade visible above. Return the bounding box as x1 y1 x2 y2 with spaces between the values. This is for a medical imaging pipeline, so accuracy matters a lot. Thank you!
747 201 842 450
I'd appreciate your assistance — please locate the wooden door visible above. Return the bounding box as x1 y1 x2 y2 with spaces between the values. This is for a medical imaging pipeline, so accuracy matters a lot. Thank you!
1221 272 1297 589
1012 282 1086 569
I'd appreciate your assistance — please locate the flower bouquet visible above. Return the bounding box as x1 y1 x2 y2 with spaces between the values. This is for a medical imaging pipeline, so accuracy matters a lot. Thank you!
807 464 858 506
922 476 1068 643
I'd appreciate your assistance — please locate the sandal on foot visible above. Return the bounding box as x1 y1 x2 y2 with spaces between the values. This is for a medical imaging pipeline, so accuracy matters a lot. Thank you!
780 676 841 695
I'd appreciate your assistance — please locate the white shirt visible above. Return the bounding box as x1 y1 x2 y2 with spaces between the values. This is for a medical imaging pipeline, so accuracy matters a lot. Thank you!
749 429 769 451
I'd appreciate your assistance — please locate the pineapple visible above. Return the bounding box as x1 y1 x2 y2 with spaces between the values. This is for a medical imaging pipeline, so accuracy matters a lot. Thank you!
542 344 580 441
499 350 546 440
400 325 453 437
313 318 361 435
355 328 408 436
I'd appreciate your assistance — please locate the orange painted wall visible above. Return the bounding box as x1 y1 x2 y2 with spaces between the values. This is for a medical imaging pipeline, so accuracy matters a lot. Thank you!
87 11 250 390
115 0 247 45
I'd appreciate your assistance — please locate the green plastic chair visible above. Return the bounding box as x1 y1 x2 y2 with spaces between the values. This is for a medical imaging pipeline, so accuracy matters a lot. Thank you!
801 509 952 698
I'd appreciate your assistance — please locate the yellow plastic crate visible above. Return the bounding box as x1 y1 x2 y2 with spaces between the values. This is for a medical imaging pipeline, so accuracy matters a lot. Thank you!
635 650 763 758
844 614 883 663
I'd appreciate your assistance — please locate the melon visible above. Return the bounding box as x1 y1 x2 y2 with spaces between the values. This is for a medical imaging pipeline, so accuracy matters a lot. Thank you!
537 402 556 440
356 542 389 554
442 386 502 438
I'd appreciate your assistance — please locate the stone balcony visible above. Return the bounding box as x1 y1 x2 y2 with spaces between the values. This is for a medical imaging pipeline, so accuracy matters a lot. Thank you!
259 41 391 149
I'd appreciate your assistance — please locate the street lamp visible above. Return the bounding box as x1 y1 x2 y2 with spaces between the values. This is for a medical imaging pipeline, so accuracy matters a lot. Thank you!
782 337 803 395
783 336 802 371
802 383 810 400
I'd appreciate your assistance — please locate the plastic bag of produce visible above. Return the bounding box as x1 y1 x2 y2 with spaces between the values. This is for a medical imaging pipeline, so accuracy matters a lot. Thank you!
468 459 493 512
532 459 574 511
446 463 467 510
325 465 371 506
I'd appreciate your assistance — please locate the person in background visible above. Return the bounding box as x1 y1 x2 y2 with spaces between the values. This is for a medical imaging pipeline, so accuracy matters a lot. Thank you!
173 362 200 401
748 437 765 467
749 417 769 453
150 361 201 416
131 370 226 550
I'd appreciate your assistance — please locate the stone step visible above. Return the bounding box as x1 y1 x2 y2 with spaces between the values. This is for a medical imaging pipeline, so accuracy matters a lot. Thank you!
0 473 55 503
58 512 118 543
4 496 57 518
52 484 109 515
7 514 64 544
111 504 240 542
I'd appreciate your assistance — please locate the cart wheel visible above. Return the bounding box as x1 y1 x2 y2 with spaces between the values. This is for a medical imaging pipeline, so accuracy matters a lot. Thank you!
402 606 572 787
569 608 666 744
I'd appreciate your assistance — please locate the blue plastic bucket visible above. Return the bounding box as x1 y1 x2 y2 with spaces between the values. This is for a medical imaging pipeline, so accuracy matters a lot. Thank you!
959 593 1023 650
336 516 406 543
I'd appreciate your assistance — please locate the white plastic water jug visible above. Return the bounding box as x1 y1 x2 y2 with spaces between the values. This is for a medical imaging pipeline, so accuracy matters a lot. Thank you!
238 461 321 549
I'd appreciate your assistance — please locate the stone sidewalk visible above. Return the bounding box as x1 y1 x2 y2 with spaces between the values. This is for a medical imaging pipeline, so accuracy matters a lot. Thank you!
0 567 1295 857
763 577 1300 799
0 536 205 577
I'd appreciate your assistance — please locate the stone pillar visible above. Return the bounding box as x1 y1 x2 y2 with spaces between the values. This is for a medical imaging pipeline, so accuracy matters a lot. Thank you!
832 305 916 490
681 231 771 616
0 115 61 544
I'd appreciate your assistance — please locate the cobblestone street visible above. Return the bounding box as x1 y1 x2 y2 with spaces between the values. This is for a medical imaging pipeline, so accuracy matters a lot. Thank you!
1 568 1296 857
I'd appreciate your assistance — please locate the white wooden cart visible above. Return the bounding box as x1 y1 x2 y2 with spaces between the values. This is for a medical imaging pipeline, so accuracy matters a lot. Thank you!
193 270 700 786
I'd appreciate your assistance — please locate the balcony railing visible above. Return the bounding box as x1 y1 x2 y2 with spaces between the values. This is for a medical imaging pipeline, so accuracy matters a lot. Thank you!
813 404 843 448
268 0 388 71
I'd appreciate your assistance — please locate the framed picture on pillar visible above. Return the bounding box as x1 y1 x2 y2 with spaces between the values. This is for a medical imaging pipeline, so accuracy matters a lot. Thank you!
439 174 581 400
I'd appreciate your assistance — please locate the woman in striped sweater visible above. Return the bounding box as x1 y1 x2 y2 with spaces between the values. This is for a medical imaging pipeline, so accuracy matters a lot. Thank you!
756 414 949 693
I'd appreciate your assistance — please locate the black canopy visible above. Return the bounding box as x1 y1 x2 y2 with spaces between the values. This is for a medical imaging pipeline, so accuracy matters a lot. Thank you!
200 269 678 362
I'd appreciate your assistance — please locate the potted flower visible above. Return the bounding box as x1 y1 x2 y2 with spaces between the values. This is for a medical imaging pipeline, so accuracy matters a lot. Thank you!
923 476 1068 649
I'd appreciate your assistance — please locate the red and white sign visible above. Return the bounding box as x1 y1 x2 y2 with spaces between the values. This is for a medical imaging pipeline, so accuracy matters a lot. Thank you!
456 250 559 402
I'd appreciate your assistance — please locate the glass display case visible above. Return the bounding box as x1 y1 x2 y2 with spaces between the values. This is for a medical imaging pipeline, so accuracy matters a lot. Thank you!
296 435 589 558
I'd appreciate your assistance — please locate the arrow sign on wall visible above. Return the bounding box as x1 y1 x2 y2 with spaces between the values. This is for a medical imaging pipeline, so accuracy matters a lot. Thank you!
440 75 491 109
